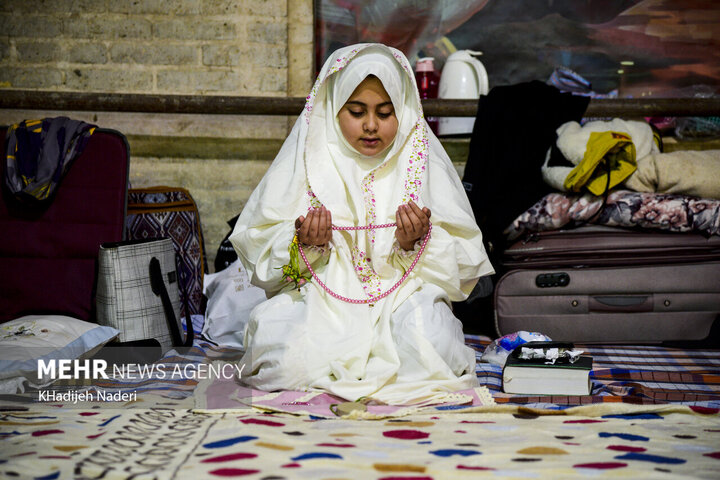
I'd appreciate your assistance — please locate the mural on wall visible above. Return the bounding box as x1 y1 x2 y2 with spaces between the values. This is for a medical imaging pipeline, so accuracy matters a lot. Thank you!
315 0 720 98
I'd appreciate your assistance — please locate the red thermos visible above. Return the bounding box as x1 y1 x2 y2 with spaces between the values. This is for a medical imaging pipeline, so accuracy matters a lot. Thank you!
415 57 439 135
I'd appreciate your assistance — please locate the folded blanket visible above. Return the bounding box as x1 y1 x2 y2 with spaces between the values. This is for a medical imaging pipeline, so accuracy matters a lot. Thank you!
542 119 659 193
624 149 720 199
505 190 720 240
543 119 720 201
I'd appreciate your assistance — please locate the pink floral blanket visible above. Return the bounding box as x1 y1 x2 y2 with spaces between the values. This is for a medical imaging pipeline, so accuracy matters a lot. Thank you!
506 190 720 241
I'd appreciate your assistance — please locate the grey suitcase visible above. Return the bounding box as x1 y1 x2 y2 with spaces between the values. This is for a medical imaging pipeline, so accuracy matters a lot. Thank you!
495 226 720 343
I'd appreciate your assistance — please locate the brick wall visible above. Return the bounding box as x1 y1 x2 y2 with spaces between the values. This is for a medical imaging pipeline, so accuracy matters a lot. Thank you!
0 0 315 269
0 0 301 96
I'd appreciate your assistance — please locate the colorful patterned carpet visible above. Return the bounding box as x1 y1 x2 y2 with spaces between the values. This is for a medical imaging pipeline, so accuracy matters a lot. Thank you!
3 401 720 479
2 334 720 479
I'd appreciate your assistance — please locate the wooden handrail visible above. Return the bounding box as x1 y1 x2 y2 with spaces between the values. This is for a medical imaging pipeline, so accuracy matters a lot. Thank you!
1 90 719 117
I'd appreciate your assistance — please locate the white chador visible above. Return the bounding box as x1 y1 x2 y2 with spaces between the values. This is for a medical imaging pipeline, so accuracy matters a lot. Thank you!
230 44 494 405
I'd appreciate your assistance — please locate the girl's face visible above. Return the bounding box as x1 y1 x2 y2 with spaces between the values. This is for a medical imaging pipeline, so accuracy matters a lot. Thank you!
337 75 398 156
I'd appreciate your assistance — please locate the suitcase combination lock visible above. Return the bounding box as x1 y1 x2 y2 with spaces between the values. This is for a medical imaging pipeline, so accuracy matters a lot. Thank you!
535 272 570 288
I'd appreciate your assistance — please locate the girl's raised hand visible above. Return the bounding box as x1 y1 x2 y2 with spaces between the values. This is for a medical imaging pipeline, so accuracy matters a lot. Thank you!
395 200 431 251
295 206 333 247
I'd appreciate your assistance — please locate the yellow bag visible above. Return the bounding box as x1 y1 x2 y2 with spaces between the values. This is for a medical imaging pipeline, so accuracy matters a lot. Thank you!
563 131 637 195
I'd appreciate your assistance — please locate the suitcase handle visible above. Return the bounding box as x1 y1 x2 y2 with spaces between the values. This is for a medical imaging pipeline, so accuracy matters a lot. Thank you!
589 295 653 313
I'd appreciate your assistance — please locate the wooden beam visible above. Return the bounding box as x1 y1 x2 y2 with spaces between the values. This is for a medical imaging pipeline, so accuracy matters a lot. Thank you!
1 90 719 117
0 90 306 115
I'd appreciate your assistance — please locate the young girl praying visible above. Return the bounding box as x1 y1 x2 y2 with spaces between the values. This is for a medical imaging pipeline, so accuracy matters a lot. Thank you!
230 43 494 405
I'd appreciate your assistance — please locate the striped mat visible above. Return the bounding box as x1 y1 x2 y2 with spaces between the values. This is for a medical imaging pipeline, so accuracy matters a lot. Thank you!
467 336 720 409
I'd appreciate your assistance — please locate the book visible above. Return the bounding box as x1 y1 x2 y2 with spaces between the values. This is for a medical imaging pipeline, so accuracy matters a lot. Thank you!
502 342 593 396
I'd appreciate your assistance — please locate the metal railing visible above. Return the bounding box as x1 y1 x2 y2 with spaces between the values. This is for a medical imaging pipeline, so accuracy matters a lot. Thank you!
2 90 719 117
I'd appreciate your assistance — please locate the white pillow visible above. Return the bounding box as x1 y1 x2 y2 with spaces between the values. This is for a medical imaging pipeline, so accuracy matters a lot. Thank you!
202 259 266 349
0 315 119 393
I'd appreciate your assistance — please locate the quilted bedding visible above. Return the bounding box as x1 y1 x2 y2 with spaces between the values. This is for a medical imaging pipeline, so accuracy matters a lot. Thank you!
505 189 720 241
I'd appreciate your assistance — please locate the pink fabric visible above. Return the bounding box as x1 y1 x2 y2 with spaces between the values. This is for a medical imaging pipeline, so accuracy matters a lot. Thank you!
198 374 491 417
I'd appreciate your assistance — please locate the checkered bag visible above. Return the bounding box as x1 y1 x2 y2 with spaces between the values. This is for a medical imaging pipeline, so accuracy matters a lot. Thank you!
96 237 192 353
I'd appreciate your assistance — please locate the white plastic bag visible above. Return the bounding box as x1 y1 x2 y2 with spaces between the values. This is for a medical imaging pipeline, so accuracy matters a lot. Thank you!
480 331 552 366
202 260 267 349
